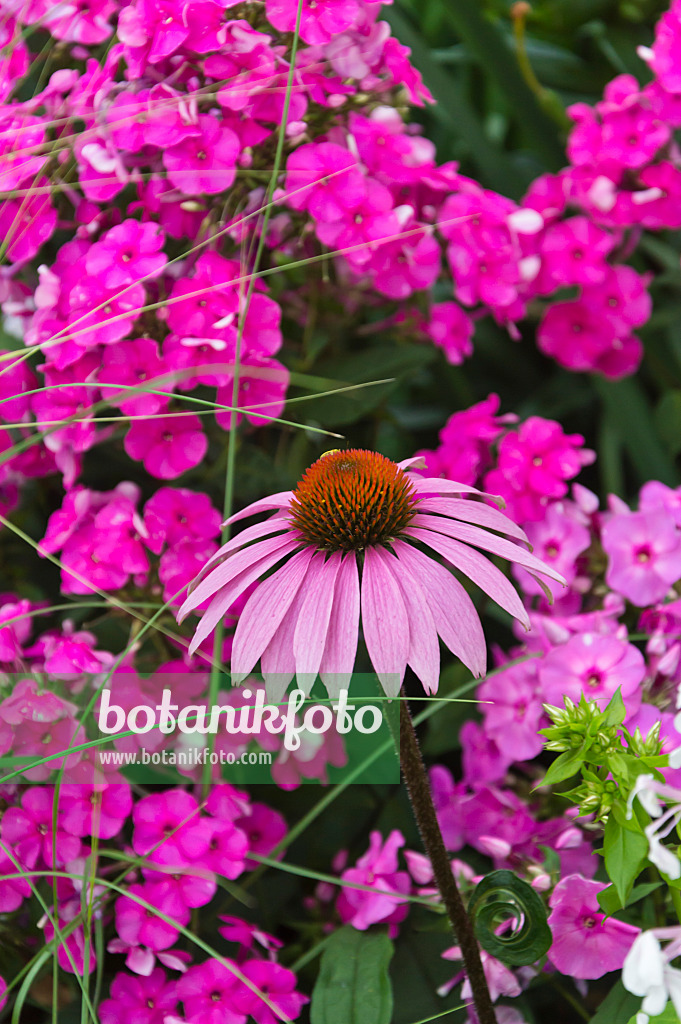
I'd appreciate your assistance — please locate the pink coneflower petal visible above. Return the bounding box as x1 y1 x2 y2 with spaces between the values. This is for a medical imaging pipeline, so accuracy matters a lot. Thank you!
201 517 292 576
376 548 439 694
261 586 307 704
409 516 565 583
394 540 486 678
407 524 530 629
232 548 315 683
361 546 409 698
320 553 360 698
293 551 342 691
226 491 292 525
418 497 529 544
411 478 503 503
179 533 299 619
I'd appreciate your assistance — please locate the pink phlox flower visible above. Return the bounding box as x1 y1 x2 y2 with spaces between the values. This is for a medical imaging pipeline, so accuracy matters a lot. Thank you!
235 802 287 870
512 500 591 599
271 722 348 789
132 789 213 867
231 959 309 1024
217 916 283 958
547 874 639 978
603 505 681 605
336 829 411 932
538 631 645 711
99 337 170 416
142 865 217 910
425 301 474 365
85 220 166 290
215 357 289 429
484 416 595 523
440 946 521 1001
285 142 366 221
266 0 360 46
176 957 249 1024
1 786 81 868
124 412 207 479
162 114 239 195
59 782 132 839
159 537 220 607
430 764 467 851
115 882 188 951
99 967 179 1024
478 660 547 763
459 720 511 787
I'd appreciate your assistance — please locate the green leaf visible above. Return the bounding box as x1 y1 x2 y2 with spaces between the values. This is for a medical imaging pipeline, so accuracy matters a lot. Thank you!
603 688 626 728
430 0 566 166
628 1003 681 1024
603 813 649 905
468 869 552 966
542 746 587 786
310 926 394 1024
383 7 528 197
593 376 680 488
597 880 663 916
590 980 642 1024
300 345 434 426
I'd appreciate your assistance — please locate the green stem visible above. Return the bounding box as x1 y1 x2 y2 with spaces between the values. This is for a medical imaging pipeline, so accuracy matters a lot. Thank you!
399 692 497 1024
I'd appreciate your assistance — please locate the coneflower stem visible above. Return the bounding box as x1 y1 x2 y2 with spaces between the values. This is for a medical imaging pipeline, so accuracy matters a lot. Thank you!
399 691 497 1024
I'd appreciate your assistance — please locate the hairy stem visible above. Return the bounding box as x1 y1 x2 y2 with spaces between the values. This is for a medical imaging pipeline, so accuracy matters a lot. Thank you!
399 692 497 1024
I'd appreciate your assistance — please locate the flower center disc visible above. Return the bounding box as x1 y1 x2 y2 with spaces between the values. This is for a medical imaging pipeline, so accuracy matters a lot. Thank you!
289 449 417 552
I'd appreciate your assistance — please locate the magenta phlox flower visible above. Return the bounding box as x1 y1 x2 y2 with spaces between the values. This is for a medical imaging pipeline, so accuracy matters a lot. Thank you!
86 220 166 290
115 882 188 951
484 417 595 523
132 789 212 867
179 450 563 698
124 413 207 479
1 787 81 868
176 958 249 1024
231 960 309 1024
236 803 287 869
547 874 639 978
59 782 132 839
459 720 511 786
512 500 591 599
100 968 179 1024
99 337 170 416
337 829 411 932
603 505 681 605
539 632 645 711
266 0 360 46
162 114 239 195
478 660 546 763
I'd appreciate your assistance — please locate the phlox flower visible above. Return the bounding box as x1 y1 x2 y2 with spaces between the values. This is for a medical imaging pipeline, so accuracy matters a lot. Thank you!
176 958 248 1024
100 968 179 1024
232 961 309 1024
547 874 639 979
1 787 81 868
124 413 207 479
179 450 563 698
85 221 166 290
538 632 646 712
336 830 411 932
478 660 546 762
115 882 187 951
266 0 360 47
603 506 681 605
132 789 213 867
484 417 595 524
162 115 239 195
